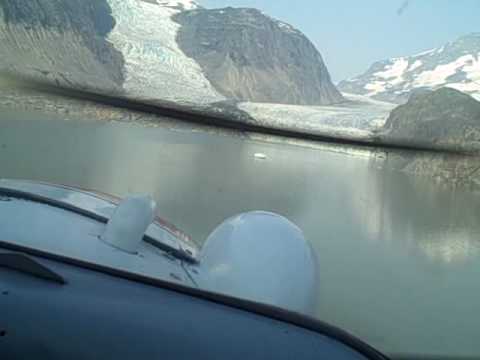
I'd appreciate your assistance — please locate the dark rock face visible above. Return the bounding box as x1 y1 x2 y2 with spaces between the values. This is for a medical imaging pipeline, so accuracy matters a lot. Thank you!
174 8 343 106
1 0 114 36
0 0 125 91
383 88 480 150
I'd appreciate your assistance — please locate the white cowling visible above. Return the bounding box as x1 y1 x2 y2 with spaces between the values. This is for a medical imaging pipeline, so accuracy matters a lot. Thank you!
102 195 156 254
199 211 319 316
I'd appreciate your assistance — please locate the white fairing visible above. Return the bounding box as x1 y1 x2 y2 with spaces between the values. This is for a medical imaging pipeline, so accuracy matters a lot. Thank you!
199 212 319 315
0 180 318 314
102 195 156 254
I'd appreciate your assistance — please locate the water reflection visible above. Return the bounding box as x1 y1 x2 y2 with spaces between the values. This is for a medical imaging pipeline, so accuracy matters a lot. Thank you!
1 109 480 357
420 229 479 264
378 153 480 265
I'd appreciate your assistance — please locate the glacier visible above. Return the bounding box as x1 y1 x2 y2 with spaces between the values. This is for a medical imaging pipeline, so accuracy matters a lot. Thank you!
239 93 395 141
106 0 224 105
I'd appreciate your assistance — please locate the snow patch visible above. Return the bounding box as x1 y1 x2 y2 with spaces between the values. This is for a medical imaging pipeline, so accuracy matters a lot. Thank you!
364 58 409 96
340 35 480 101
341 92 395 106
412 48 436 57
408 60 422 72
445 82 480 93
374 58 409 80
463 52 480 83
413 54 480 88
276 20 299 34
156 0 199 10
364 81 387 96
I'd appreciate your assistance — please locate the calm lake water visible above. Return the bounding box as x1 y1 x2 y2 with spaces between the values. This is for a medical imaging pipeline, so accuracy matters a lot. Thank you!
1 112 480 358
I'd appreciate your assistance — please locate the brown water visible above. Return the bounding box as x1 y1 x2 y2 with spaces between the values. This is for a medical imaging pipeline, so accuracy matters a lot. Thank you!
1 112 480 358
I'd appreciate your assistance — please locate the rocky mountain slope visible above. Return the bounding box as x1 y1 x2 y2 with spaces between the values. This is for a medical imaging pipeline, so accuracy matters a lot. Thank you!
338 33 480 104
174 7 343 105
0 0 342 107
381 88 480 151
0 0 124 93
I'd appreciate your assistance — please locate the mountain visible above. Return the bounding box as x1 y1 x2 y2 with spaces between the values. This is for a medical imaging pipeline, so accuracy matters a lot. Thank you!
0 0 342 107
0 0 125 93
380 88 480 151
338 33 480 104
174 7 343 105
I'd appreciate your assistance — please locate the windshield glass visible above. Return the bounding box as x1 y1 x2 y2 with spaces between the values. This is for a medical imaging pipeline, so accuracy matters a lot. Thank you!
1 0 480 358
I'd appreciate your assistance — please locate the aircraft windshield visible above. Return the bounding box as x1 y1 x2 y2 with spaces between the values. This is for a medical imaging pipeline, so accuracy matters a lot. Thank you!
1 1 480 358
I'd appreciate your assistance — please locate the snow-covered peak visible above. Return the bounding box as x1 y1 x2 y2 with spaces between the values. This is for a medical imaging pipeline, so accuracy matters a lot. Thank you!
155 0 200 11
338 33 480 103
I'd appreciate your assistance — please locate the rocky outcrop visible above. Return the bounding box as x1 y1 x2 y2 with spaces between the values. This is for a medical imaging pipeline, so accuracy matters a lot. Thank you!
174 7 343 106
382 88 480 151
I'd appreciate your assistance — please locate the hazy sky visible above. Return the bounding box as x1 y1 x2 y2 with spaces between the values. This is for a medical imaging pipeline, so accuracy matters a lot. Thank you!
201 0 480 82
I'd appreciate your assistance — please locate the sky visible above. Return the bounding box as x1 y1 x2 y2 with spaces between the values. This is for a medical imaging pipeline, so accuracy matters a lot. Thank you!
201 0 480 82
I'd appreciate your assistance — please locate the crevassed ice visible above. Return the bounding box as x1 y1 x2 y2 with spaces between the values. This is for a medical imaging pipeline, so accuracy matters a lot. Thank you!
238 93 394 139
156 0 199 10
107 0 224 105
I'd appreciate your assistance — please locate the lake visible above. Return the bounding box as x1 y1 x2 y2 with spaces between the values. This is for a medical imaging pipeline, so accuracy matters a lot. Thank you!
1 110 480 358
